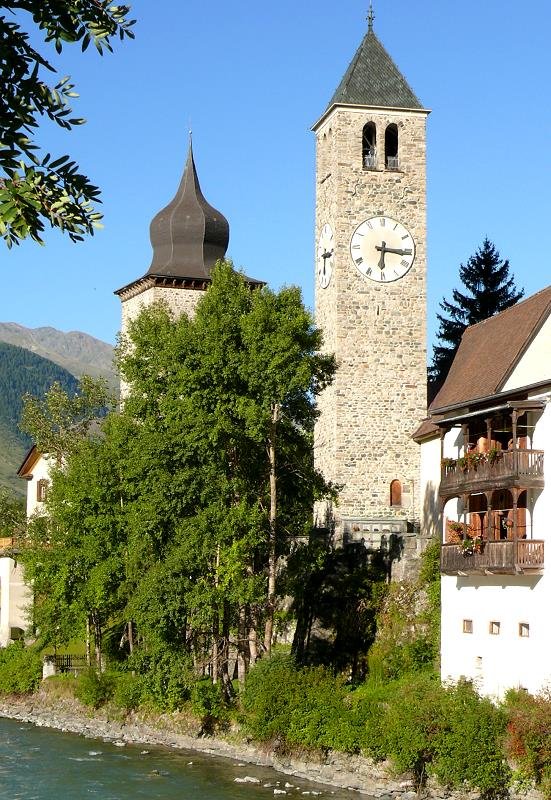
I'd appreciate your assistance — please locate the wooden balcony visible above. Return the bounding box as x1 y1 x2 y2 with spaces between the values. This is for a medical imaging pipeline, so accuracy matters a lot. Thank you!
441 539 544 575
440 449 544 497
0 536 21 555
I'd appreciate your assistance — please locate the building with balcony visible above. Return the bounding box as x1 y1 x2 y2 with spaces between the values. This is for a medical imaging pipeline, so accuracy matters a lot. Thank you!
415 285 551 698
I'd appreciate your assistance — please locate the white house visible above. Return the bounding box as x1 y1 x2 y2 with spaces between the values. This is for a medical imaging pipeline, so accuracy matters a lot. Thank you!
0 446 48 646
415 285 551 699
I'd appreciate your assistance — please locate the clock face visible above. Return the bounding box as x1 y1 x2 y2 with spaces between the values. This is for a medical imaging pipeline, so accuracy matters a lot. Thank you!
349 216 415 283
317 223 334 289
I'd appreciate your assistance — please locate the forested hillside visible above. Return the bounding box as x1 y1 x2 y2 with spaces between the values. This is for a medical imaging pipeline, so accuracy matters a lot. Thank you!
0 342 78 495
0 323 117 391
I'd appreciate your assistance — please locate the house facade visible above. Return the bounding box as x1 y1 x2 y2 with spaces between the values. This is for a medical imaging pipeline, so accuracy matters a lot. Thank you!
0 447 46 645
416 287 551 698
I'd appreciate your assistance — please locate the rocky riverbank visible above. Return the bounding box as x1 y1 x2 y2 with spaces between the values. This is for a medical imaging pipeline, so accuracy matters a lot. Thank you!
0 689 540 800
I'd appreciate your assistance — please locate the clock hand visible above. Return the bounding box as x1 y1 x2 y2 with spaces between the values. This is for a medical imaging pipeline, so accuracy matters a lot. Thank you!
377 240 387 271
376 245 412 257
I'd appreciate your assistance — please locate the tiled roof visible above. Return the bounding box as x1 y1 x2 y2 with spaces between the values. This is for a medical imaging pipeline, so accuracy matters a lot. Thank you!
412 417 441 442
430 286 551 412
327 30 423 110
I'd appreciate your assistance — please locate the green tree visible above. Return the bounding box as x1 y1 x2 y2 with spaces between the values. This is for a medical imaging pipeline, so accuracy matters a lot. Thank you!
21 414 128 664
429 238 524 396
0 487 25 540
20 374 113 461
116 262 335 686
0 1 134 247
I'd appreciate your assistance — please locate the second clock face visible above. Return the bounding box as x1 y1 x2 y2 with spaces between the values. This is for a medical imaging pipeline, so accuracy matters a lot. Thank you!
349 216 415 283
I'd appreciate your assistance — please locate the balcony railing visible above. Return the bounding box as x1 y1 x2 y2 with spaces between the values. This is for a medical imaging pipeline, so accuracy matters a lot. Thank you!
386 156 399 170
441 539 544 575
440 449 544 496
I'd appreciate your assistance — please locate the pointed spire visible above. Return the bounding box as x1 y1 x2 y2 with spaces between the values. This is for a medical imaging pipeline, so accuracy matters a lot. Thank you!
147 140 229 280
367 1 375 32
322 12 424 112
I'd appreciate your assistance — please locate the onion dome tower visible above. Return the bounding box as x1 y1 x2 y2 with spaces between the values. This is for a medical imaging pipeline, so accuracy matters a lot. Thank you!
116 138 261 332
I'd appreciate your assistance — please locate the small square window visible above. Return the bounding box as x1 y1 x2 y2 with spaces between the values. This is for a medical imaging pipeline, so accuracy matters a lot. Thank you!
462 619 473 634
489 621 500 635
519 623 530 638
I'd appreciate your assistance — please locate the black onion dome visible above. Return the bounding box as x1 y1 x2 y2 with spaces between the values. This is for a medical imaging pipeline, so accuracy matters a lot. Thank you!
147 140 229 280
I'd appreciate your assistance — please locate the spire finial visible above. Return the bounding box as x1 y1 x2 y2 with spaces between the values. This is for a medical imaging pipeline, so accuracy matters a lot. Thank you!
367 1 375 32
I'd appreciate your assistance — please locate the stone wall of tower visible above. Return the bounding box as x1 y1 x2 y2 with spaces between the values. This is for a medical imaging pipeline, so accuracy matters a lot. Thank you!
314 107 428 554
121 285 205 336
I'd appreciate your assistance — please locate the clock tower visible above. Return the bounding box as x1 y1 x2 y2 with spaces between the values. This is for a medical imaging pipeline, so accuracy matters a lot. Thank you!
313 14 429 576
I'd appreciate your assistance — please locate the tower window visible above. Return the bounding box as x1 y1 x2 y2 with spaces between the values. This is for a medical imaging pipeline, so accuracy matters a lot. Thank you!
463 619 473 634
390 479 402 507
519 622 530 638
385 124 399 169
489 621 500 635
362 122 377 169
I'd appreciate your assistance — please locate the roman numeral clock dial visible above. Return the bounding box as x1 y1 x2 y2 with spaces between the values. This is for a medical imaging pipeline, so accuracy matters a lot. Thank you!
349 216 415 283
317 223 334 288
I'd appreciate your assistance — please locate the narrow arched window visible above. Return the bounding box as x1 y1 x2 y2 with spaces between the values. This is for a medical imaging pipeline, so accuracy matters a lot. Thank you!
385 124 399 169
390 479 402 507
362 122 376 169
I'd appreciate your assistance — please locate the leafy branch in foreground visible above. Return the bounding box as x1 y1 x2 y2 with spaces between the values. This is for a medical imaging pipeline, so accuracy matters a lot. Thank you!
0 1 135 247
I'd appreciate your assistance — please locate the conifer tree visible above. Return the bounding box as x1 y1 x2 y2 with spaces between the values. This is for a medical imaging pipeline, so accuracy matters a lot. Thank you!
429 238 524 396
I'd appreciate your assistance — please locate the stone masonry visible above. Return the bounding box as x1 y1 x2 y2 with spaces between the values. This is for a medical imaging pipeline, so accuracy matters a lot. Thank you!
314 106 428 574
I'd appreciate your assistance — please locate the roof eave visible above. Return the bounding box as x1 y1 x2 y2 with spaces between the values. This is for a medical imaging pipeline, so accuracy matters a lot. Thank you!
429 378 551 419
312 101 431 132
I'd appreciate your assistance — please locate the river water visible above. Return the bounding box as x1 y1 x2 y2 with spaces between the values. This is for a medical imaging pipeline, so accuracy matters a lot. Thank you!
0 717 357 800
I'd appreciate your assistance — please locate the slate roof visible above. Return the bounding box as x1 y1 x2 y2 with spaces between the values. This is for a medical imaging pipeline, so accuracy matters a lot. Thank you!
430 286 551 412
326 29 423 111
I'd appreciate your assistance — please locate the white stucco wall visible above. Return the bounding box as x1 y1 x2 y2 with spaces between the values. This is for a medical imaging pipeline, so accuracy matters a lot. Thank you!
25 454 52 518
419 436 442 539
502 315 551 393
0 559 31 646
441 573 550 698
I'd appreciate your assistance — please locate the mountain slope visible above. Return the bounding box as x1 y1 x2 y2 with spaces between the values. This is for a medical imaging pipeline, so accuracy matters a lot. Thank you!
0 323 117 391
0 342 79 496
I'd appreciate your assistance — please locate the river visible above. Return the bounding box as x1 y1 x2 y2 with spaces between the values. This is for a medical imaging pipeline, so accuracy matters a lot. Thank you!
0 717 359 800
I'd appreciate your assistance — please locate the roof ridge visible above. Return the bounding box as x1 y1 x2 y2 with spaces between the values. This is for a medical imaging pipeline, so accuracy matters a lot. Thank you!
464 284 551 334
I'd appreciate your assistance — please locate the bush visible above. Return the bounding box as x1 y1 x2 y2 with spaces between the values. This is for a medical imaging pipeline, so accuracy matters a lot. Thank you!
191 678 226 734
0 642 42 694
379 674 509 796
127 646 195 711
505 688 551 797
75 668 114 709
241 653 360 753
112 672 144 711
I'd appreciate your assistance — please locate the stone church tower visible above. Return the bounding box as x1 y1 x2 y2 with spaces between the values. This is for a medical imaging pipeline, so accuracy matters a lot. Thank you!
116 139 261 334
313 15 429 573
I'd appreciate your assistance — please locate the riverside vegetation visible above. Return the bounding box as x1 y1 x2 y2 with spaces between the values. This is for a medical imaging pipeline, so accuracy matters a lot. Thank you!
3 264 550 798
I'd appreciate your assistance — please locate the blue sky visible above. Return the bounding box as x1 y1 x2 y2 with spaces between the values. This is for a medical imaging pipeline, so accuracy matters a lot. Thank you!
2 0 550 355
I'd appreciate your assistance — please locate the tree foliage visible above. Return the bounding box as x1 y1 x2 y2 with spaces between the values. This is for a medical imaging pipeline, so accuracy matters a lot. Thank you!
20 263 336 697
0 1 135 247
429 238 524 395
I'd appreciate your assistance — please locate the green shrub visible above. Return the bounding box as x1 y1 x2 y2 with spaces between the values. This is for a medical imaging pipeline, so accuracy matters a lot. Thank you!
75 668 114 709
191 678 226 733
112 672 144 711
127 646 195 711
240 653 300 741
504 688 551 798
0 642 41 694
380 674 509 796
241 654 359 753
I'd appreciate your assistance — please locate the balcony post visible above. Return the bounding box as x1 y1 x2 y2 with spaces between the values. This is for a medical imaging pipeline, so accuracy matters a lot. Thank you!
461 423 469 452
485 417 493 451
512 409 518 472
485 490 493 541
